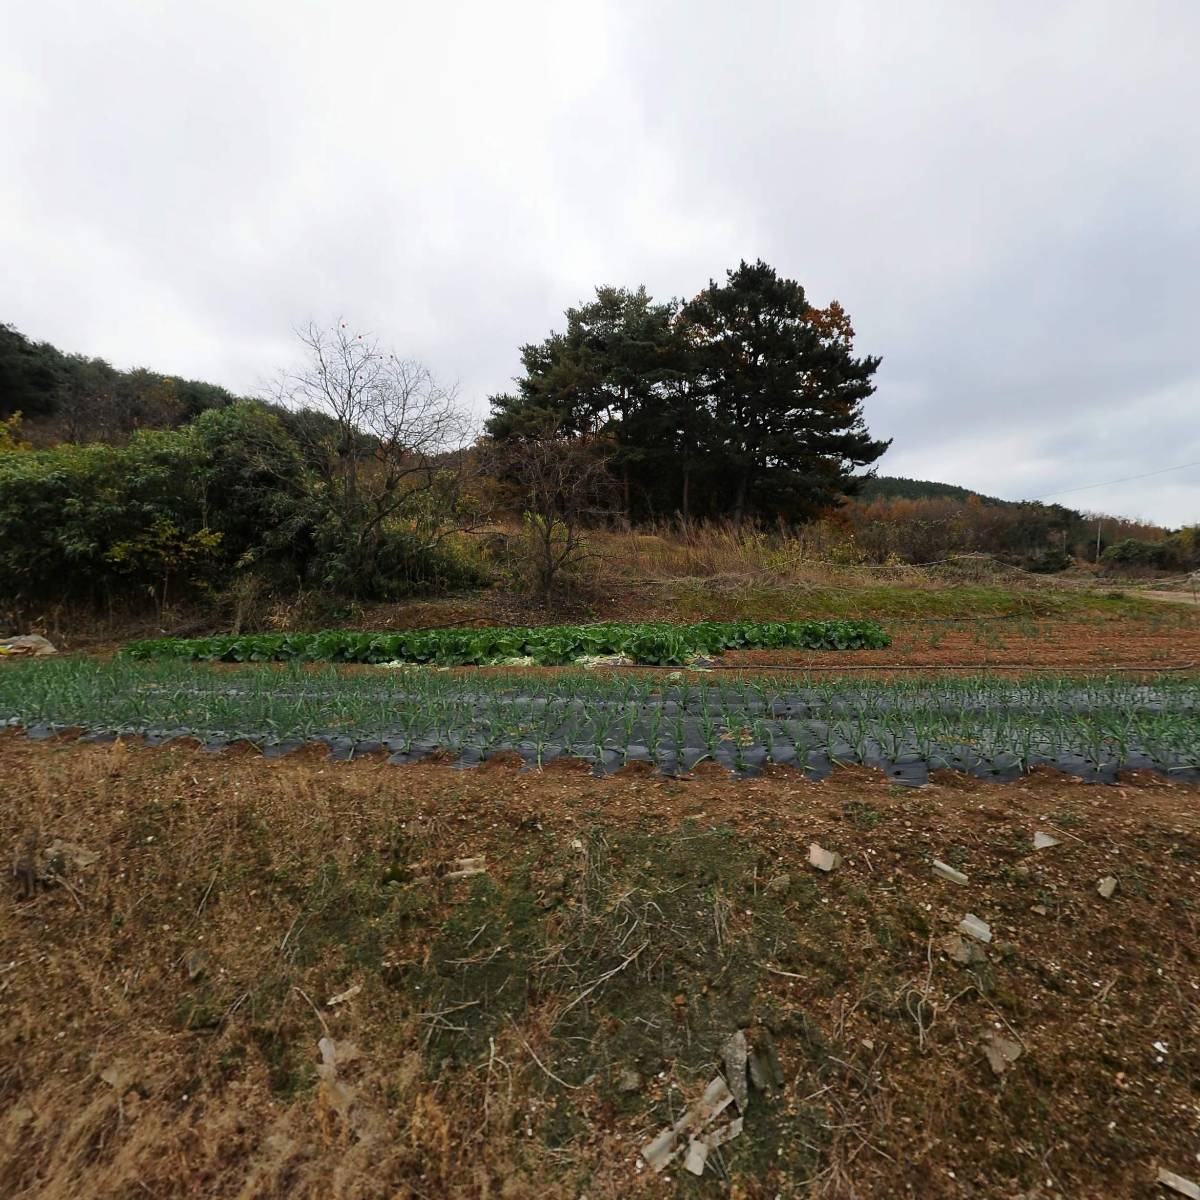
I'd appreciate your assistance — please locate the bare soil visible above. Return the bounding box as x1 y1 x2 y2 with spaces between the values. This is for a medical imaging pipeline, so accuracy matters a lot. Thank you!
2 734 1197 1198
723 613 1200 672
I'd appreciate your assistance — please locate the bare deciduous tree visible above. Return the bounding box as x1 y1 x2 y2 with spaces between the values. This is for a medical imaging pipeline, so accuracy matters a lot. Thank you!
273 320 480 593
486 432 616 597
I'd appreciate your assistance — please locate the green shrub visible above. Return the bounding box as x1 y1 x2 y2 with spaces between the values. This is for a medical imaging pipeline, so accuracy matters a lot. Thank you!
0 430 208 605
1101 538 1173 572
309 522 488 599
190 403 316 586
0 402 489 609
1023 547 1073 574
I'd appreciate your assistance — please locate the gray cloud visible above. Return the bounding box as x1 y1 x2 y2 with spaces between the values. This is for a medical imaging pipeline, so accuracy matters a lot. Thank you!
3 0 1197 523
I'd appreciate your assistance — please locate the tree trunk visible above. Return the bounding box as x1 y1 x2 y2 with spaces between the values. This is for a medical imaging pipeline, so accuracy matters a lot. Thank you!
539 516 555 597
681 469 691 524
733 470 749 526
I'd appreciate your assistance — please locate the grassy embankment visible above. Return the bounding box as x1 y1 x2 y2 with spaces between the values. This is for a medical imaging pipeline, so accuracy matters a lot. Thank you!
1 734 1196 1198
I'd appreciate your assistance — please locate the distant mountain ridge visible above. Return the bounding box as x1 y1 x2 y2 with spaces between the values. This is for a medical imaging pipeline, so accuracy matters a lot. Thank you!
858 475 1005 504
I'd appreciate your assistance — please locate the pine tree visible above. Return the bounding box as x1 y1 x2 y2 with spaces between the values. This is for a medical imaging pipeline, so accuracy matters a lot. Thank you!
485 286 683 519
681 260 889 522
486 263 889 523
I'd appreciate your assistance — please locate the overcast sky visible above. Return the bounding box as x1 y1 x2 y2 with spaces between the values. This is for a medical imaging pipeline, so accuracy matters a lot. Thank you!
3 0 1198 524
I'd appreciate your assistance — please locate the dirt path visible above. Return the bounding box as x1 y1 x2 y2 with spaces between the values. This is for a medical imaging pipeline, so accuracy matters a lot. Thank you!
1121 586 1200 607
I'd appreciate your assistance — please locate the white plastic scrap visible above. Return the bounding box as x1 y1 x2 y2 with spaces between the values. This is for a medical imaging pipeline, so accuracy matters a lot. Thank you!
705 1116 744 1149
576 654 633 670
374 661 447 671
315 1038 385 1144
683 1138 709 1176
683 1117 745 1174
983 1031 1022 1076
641 1075 739 1175
960 913 992 943
406 855 487 885
0 634 57 657
1158 1168 1200 1199
316 1037 359 1124
42 839 101 872
932 859 968 886
808 843 842 872
100 1064 133 1091
445 856 487 880
1098 875 1119 899
1033 831 1061 850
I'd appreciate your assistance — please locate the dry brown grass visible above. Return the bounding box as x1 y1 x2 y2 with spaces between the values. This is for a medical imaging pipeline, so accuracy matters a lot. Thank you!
584 519 958 593
587 519 1030 582
0 740 550 1199
3 735 1199 1198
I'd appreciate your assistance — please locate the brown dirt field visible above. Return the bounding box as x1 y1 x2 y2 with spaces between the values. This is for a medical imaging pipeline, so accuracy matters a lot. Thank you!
722 613 1200 672
2 735 1198 1199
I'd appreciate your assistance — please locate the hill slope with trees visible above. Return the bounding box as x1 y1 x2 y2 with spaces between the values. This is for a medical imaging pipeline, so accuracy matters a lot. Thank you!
0 322 240 443
2 259 1193 624
858 476 992 503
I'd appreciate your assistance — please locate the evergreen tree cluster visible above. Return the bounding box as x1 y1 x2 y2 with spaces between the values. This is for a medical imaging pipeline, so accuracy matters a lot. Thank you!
486 260 890 523
858 476 986 503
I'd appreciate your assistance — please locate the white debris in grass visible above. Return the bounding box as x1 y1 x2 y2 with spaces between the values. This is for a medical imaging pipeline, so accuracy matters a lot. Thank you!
1158 1168 1200 1199
641 1075 738 1175
373 661 447 671
575 654 633 669
941 933 986 965
983 1031 1022 1076
932 859 969 885
808 844 842 873
683 1138 708 1176
960 913 992 943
